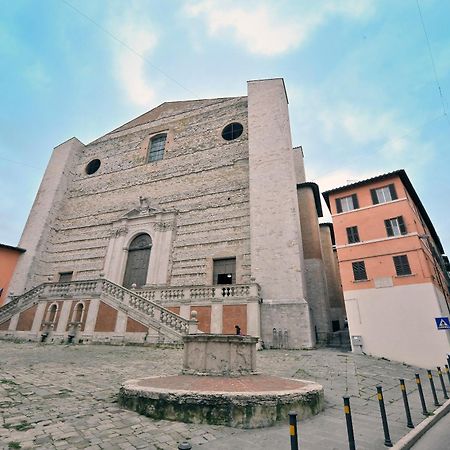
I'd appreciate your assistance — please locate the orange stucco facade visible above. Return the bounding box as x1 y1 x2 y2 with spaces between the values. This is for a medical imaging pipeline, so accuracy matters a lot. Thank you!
326 173 449 299
0 244 25 305
323 170 450 368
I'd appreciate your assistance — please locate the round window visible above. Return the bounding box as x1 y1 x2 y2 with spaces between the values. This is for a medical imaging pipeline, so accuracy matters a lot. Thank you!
222 122 243 141
85 159 101 175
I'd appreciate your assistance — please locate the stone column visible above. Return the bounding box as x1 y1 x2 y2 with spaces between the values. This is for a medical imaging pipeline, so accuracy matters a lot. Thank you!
179 304 190 320
56 301 72 334
297 183 332 343
247 78 313 348
210 302 223 333
320 223 346 327
84 298 100 333
8 313 20 331
31 302 47 333
246 300 260 338
115 310 128 335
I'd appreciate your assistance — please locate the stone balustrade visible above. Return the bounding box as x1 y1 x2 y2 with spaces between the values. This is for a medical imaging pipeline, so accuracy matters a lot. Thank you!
0 279 261 337
135 283 260 304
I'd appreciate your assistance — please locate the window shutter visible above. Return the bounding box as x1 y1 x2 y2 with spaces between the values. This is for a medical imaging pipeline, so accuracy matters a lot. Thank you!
336 198 342 213
354 227 360 242
385 219 393 237
370 189 379 205
352 261 367 280
389 184 398 200
352 194 359 209
393 255 411 276
393 256 402 274
346 227 352 243
398 216 407 234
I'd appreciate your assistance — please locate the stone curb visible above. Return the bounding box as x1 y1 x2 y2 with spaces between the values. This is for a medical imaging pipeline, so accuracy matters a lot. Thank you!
392 398 450 449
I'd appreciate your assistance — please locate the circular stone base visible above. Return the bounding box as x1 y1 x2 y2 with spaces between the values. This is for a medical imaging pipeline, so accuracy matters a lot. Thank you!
119 374 324 428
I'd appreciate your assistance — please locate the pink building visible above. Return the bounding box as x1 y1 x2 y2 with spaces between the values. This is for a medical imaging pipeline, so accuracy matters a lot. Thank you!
323 170 450 368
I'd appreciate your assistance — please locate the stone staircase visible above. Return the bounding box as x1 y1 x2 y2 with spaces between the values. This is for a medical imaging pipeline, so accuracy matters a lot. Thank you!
0 279 190 342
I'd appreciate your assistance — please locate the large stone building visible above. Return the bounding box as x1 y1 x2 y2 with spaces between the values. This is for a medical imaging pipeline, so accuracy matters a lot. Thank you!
0 78 345 348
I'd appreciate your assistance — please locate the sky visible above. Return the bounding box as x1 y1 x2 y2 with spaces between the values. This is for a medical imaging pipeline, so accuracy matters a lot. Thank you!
1 0 449 254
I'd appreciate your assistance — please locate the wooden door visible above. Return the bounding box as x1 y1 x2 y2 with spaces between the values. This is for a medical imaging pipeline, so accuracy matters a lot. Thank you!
123 234 152 288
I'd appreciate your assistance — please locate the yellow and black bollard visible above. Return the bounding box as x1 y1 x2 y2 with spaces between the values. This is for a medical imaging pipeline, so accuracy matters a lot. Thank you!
343 396 356 450
427 370 440 407
399 379 414 429
376 386 393 447
445 365 450 385
437 367 449 400
415 374 429 416
288 411 299 450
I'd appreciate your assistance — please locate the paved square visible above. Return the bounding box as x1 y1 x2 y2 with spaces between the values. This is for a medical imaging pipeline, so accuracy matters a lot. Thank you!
0 342 447 449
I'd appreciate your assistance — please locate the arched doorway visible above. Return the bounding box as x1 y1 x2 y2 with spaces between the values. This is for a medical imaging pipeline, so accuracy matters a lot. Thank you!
123 234 152 288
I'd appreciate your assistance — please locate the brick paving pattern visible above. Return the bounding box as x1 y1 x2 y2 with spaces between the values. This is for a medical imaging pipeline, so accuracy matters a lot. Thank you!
0 342 448 450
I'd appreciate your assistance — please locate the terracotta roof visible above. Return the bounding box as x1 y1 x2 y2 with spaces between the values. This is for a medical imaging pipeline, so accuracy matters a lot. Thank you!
0 243 25 253
321 169 445 255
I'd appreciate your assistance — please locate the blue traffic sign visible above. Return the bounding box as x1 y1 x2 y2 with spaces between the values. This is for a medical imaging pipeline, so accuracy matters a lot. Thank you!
435 317 450 330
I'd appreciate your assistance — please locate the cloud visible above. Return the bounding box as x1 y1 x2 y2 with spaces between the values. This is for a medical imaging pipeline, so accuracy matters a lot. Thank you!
109 8 158 106
24 62 51 89
184 0 374 56
290 82 436 195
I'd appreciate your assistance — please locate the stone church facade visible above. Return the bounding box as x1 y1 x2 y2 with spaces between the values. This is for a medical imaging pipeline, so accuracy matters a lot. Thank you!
0 78 345 348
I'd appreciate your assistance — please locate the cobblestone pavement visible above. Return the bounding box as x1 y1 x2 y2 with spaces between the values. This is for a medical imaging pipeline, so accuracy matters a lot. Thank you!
0 342 448 450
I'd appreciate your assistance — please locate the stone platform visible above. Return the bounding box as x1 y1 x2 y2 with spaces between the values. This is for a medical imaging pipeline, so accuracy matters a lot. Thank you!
119 374 324 428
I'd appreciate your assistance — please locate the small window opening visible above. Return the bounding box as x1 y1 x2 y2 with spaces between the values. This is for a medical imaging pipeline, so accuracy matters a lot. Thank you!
59 272 73 282
48 304 57 322
213 258 236 284
222 123 243 141
86 159 101 175
74 303 84 322
332 320 340 332
148 134 167 162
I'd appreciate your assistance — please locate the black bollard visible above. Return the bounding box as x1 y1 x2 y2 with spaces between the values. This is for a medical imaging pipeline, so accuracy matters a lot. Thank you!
376 386 393 447
437 367 449 400
399 379 414 428
288 411 299 450
447 354 450 370
445 365 450 386
178 443 192 450
415 374 429 415
427 370 440 407
343 396 356 450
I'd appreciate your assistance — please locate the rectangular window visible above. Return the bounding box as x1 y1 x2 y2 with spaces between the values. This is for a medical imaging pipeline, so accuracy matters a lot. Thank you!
148 134 167 162
346 226 360 244
393 255 412 276
58 271 73 282
213 258 236 285
385 216 407 237
352 261 368 281
336 194 359 213
370 184 398 204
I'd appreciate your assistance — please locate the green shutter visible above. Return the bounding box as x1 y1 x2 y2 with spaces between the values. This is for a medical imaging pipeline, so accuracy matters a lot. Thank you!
385 219 393 237
398 216 407 234
370 189 379 204
389 184 398 200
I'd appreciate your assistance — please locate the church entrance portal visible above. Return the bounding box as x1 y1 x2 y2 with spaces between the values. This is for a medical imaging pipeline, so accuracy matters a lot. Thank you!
123 234 152 289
